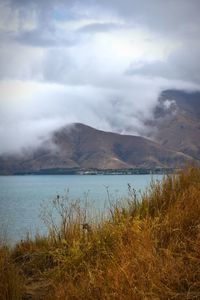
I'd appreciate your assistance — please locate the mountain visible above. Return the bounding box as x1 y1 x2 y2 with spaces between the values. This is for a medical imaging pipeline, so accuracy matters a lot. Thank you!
151 89 200 161
0 123 192 174
1 89 200 174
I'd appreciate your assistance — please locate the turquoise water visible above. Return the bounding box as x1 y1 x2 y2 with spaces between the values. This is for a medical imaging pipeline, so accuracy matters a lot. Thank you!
0 175 162 243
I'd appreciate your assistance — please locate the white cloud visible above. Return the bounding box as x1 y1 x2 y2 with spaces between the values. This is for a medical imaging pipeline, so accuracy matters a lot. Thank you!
0 78 161 154
0 0 200 154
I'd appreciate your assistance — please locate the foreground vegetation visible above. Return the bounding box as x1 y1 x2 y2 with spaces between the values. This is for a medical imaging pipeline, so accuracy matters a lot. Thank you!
1 165 200 299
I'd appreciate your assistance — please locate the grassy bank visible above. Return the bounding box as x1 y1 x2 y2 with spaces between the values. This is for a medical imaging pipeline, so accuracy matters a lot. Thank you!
1 166 200 299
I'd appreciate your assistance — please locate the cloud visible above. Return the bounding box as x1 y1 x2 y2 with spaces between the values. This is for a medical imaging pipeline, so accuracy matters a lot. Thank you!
0 78 162 154
15 28 77 47
0 43 44 80
78 22 121 33
126 42 200 85
90 0 200 36
0 0 200 154
2 75 197 155
5 0 200 38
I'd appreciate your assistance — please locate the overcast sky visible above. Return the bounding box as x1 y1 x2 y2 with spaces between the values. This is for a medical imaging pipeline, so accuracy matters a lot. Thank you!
1 0 200 154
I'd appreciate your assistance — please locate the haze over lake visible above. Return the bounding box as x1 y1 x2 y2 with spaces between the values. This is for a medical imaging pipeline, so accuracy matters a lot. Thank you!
0 174 163 243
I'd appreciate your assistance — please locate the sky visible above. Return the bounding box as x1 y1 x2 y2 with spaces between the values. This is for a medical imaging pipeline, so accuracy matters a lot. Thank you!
1 0 200 154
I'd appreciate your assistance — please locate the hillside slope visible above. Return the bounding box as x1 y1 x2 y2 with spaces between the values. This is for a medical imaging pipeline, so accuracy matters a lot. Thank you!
152 89 200 161
0 123 191 174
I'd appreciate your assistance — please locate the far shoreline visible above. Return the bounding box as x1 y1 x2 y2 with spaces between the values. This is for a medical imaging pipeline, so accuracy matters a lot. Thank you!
0 167 177 176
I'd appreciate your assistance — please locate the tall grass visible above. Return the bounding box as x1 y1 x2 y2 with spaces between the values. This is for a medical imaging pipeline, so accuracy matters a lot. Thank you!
0 247 24 300
1 165 200 299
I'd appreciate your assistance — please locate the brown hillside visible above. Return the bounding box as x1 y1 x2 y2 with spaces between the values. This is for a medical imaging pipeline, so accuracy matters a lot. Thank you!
0 123 192 174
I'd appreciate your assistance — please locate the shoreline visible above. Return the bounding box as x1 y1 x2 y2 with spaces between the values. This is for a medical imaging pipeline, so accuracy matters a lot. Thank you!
0 167 177 176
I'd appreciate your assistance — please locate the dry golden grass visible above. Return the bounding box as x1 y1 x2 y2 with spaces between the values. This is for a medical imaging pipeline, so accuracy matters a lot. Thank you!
1 165 200 299
0 247 24 300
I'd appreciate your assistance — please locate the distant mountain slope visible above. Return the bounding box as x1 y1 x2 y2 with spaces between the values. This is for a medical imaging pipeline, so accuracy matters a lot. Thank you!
2 88 200 175
0 123 191 174
152 89 200 161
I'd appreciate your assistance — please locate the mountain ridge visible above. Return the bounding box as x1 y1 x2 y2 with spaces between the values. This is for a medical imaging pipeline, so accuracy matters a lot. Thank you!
1 89 200 174
0 122 193 174
151 89 200 161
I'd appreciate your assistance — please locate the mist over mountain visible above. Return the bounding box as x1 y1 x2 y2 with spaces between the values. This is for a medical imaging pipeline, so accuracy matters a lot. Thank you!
1 1 200 157
151 89 200 161
1 1 200 172
0 89 199 174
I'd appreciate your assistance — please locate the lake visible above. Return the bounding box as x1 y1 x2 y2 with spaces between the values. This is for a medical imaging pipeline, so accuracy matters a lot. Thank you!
0 174 163 244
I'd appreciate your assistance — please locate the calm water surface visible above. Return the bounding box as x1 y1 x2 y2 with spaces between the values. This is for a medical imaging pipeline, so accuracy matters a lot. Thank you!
0 174 163 243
